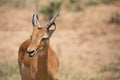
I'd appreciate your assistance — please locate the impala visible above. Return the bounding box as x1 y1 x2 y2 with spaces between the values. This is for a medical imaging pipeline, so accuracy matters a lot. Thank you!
18 10 59 80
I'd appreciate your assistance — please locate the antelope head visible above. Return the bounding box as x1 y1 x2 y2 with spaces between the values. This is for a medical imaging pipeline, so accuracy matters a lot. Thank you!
27 11 59 57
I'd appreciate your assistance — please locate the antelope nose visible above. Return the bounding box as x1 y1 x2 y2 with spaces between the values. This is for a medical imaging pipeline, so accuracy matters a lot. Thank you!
27 50 34 54
27 50 35 57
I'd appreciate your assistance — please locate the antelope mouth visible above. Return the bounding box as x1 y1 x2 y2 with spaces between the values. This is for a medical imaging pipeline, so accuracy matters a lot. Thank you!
29 53 35 57
27 49 36 57
29 52 35 57
27 47 43 57
27 50 36 57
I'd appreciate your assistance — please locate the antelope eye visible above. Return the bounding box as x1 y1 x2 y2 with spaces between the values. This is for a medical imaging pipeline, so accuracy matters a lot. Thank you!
41 38 47 41
38 27 42 30
41 34 49 41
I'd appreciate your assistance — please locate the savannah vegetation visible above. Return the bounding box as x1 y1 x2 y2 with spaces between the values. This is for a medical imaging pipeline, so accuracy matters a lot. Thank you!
0 0 120 80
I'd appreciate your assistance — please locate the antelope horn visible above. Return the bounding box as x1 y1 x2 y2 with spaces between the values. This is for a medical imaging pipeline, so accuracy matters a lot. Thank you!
46 10 60 29
32 11 39 27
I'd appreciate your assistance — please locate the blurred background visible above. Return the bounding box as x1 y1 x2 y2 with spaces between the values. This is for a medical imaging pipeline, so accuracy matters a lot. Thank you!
0 0 120 80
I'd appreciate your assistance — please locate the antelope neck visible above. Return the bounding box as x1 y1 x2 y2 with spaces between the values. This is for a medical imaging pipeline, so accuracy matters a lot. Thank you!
37 45 49 80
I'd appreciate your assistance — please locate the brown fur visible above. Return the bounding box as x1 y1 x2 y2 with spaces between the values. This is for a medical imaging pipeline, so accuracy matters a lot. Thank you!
18 27 59 80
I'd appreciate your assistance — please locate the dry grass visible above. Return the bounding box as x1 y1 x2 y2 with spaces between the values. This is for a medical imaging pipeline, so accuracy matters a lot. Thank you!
0 1 120 80
0 62 20 80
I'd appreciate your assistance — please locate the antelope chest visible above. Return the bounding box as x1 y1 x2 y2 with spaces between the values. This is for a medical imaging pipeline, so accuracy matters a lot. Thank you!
22 57 50 80
21 63 31 80
21 55 38 79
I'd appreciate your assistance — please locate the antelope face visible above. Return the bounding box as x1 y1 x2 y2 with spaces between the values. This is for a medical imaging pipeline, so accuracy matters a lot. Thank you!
27 27 49 57
27 11 59 57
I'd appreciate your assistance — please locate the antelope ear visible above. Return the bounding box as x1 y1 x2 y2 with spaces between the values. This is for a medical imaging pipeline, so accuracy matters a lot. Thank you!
47 25 56 38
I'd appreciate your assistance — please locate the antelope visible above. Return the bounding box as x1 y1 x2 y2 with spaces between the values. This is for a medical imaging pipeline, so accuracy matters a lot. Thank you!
18 10 59 80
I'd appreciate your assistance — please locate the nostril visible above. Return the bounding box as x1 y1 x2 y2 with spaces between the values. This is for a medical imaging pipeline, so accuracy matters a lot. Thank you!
27 50 34 54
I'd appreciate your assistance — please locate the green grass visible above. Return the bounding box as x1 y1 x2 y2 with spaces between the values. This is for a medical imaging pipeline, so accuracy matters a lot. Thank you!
85 1 100 6
0 60 119 80
0 0 26 8
100 60 120 80
102 0 119 4
85 0 119 6
101 65 120 72
67 0 82 12
0 61 79 80
101 56 120 73
40 1 62 20
0 61 21 80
